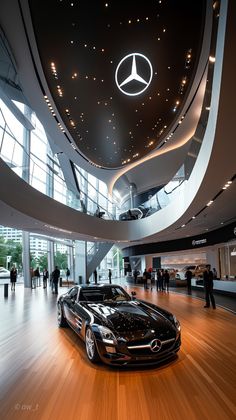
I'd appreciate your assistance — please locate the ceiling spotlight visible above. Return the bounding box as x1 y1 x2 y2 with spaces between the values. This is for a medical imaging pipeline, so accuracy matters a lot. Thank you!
209 56 215 63
207 200 213 206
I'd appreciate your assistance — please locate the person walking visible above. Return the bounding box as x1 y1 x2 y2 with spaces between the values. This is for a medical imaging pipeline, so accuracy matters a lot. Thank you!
160 269 165 291
34 267 40 287
93 269 98 284
163 269 170 292
108 269 112 284
52 266 60 294
30 267 35 288
185 268 193 294
143 268 148 290
203 265 216 309
43 268 49 289
10 265 17 291
66 267 70 287
156 269 162 291
133 269 138 284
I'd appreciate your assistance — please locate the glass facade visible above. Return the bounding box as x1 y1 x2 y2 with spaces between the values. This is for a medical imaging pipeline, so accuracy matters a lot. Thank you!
0 90 119 284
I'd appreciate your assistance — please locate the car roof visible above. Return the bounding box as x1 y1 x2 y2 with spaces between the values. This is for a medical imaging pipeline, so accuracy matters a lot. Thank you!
79 283 121 289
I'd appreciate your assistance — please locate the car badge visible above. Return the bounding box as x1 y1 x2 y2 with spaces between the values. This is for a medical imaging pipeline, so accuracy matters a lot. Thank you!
115 53 153 96
150 339 162 352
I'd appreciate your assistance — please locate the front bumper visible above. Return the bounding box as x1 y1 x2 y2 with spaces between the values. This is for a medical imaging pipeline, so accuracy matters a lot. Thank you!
95 334 181 366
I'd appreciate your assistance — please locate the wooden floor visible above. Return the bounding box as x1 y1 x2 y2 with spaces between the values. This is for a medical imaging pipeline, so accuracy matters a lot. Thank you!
0 284 236 420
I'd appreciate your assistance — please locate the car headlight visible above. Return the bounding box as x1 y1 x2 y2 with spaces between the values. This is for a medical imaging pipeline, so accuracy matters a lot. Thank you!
173 315 181 332
98 326 117 344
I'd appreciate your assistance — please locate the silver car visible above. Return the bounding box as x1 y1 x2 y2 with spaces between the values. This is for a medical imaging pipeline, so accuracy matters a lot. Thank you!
0 267 10 279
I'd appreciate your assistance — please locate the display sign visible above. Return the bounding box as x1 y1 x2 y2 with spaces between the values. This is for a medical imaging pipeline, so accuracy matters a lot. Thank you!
192 239 207 246
115 53 153 96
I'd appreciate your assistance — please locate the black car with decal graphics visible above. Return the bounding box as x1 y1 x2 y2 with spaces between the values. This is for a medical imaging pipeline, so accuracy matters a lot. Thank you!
57 284 181 366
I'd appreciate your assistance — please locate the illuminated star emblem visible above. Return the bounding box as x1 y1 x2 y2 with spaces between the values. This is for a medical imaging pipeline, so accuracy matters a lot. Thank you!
115 53 153 96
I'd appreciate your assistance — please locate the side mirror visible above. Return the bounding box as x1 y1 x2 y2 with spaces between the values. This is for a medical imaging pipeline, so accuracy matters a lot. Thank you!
131 291 136 300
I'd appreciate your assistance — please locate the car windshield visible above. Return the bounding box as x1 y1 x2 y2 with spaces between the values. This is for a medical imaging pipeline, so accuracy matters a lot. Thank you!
79 286 131 303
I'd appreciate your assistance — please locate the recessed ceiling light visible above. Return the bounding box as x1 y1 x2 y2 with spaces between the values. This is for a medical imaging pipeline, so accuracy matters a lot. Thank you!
207 200 213 206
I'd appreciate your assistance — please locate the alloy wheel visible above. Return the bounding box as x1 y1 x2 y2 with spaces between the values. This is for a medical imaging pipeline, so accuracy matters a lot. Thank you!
86 328 95 359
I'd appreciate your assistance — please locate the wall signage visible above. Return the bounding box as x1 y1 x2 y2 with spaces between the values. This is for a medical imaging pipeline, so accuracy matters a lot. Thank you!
192 238 207 246
115 53 153 96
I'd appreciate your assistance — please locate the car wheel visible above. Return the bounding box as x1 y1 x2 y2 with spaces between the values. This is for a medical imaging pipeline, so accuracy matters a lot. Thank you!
85 327 100 363
57 303 67 327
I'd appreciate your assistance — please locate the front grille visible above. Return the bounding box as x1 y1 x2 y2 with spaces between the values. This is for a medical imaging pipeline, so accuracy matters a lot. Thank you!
120 330 176 346
127 337 176 356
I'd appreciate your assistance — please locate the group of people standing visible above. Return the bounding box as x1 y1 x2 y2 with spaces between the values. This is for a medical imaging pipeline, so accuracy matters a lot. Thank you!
30 266 69 294
142 268 170 292
136 264 216 309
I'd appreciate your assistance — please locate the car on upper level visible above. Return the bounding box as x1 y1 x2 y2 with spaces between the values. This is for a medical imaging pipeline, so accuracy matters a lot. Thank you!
57 284 181 366
119 208 143 220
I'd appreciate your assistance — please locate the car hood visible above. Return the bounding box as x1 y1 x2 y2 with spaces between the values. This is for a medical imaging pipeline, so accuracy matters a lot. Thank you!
84 300 175 334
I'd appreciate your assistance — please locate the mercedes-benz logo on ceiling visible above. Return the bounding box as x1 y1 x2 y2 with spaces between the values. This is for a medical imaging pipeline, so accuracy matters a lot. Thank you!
150 339 162 353
115 53 153 96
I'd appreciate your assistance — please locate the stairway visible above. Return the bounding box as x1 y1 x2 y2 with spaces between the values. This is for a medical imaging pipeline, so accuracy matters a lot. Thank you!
86 242 113 281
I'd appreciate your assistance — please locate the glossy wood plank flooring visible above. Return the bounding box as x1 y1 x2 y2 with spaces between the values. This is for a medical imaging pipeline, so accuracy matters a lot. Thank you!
0 284 236 420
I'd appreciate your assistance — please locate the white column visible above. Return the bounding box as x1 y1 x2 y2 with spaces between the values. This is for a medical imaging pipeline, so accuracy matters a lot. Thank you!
22 231 31 288
75 240 87 284
47 240 55 277
67 243 74 280
141 255 146 273
22 106 32 287
117 248 120 278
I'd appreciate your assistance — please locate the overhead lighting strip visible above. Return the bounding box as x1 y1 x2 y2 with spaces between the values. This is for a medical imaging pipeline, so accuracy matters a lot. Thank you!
176 174 236 230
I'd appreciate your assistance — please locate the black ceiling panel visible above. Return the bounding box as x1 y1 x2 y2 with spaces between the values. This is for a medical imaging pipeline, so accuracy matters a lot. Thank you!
29 0 206 168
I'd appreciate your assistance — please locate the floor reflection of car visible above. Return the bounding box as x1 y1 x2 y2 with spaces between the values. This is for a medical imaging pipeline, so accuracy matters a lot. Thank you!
119 208 143 220
57 284 181 366
0 267 10 279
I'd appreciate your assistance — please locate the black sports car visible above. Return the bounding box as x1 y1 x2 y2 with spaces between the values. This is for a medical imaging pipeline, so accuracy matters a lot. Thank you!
57 284 181 366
